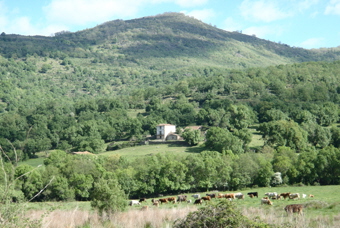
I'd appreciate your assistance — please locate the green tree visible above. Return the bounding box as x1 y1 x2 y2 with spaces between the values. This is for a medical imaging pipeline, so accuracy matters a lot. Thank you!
205 127 244 154
181 128 202 146
258 120 308 151
91 177 127 216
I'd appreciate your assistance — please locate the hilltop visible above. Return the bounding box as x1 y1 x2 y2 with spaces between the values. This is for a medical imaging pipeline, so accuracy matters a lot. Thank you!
1 12 340 71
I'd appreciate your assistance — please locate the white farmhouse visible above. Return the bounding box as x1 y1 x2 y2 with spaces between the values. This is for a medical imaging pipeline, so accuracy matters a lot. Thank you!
156 124 176 140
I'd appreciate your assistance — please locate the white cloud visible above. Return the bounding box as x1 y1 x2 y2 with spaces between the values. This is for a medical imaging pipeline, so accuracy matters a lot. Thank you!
300 37 325 49
152 0 208 7
325 0 340 15
243 25 284 38
183 9 215 21
222 17 242 32
240 0 292 22
297 0 320 12
43 0 145 26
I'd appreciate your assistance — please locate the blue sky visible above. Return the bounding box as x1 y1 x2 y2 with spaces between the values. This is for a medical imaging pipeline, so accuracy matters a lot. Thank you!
0 0 339 49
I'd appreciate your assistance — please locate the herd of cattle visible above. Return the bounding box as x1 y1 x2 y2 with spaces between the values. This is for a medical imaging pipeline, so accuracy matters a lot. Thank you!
129 191 315 215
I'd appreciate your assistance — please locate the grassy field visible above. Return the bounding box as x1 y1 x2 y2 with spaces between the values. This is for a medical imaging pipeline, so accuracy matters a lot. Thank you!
27 185 340 228
100 143 205 160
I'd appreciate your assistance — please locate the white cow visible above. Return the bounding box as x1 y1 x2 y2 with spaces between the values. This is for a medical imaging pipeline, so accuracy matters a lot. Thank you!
302 194 307 199
289 193 300 200
265 192 278 198
191 194 200 199
234 193 244 199
129 200 141 206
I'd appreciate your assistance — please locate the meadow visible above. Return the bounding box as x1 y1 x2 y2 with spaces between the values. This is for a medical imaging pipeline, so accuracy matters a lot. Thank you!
25 185 340 228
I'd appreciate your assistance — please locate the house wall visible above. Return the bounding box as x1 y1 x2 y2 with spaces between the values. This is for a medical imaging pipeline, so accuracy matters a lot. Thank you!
156 124 176 140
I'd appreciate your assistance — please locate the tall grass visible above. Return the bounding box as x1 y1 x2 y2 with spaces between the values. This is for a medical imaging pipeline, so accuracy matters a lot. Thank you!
27 205 340 228
29 206 196 228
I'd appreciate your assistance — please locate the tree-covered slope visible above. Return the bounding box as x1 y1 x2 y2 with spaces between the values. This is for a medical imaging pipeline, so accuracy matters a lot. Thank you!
1 12 340 71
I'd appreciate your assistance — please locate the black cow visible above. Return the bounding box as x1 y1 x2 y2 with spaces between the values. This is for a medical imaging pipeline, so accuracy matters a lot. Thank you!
206 193 216 199
247 192 258 198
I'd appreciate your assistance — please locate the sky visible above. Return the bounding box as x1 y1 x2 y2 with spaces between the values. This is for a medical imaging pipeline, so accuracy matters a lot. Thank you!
0 0 339 49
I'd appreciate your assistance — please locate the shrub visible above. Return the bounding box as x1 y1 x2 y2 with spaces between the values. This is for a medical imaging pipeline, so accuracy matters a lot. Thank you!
173 201 273 228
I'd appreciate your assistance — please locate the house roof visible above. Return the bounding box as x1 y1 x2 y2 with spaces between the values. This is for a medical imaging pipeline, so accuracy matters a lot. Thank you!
72 151 94 155
157 124 176 126
185 126 202 130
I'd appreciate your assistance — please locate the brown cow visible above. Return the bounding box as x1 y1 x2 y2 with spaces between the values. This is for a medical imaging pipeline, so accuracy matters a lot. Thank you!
249 194 254 198
261 198 273 205
167 197 177 203
159 198 168 204
225 193 235 200
202 196 211 201
280 192 291 200
217 193 225 198
194 199 203 204
309 194 314 198
285 204 303 215
153 201 159 207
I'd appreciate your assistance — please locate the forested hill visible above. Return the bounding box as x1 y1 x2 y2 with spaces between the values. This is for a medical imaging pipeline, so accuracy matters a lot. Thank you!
1 12 340 71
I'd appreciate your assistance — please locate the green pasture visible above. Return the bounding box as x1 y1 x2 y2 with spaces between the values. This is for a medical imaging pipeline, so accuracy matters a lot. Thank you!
100 143 205 160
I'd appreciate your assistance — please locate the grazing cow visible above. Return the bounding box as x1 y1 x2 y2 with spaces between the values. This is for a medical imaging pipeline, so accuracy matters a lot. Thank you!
289 193 300 200
202 196 211 201
247 192 258 198
177 195 187 203
129 200 141 206
141 206 148 211
309 194 314 198
265 192 278 198
159 198 168 204
234 192 244 199
217 193 225 198
285 204 303 215
192 194 200 199
235 194 244 200
139 198 147 203
194 199 203 205
187 200 192 203
225 193 235 200
249 194 254 198
206 193 216 199
261 198 273 205
153 201 159 207
280 192 291 200
302 194 307 199
167 197 177 203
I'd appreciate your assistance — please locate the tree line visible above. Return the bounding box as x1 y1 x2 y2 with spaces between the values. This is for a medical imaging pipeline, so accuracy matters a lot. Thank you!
4 144 340 205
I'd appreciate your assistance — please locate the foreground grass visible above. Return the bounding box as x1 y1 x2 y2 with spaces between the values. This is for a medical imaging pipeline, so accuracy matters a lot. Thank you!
28 185 340 228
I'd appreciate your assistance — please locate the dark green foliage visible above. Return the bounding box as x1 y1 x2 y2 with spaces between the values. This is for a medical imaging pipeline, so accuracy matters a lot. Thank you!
181 128 202 146
257 120 308 151
205 127 244 154
91 177 127 215
174 201 273 228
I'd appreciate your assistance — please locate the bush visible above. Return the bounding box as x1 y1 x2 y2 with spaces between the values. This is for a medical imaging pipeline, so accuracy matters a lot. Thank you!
173 201 273 228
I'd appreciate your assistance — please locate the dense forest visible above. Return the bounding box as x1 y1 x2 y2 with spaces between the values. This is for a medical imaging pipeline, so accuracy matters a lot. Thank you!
1 12 340 204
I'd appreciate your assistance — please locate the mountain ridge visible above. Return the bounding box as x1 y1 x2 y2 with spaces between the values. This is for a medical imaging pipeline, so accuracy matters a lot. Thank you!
1 12 340 70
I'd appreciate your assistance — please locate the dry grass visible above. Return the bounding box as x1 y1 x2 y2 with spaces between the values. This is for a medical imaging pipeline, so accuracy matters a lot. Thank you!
242 206 340 228
28 206 196 228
